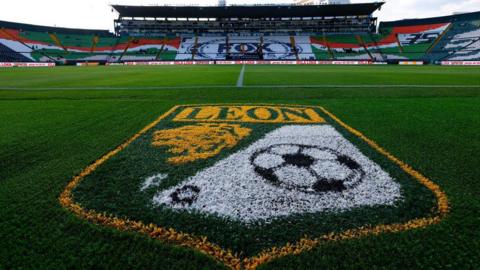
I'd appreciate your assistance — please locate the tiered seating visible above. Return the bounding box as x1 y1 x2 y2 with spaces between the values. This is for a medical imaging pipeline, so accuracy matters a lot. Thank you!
0 25 181 62
1 11 479 63
310 23 450 61
176 36 197 60
192 36 226 60
430 21 480 61
226 36 262 60
159 41 180 61
0 29 34 61
262 36 294 60
0 42 32 62
378 23 450 60
175 35 315 61
44 33 111 61
0 28 59 61
294 36 316 60
446 31 480 60
228 36 261 60
0 27 110 62
54 33 108 61
311 34 371 60
0 21 183 63
118 37 180 61
14 30 69 61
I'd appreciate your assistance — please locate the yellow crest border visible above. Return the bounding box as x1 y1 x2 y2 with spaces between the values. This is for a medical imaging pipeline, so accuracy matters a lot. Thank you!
59 104 449 270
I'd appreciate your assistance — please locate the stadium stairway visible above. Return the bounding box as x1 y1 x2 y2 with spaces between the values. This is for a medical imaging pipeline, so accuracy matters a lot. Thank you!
155 37 166 61
289 36 300 60
425 23 452 56
107 37 122 62
48 33 68 52
117 38 134 62
368 33 387 62
322 36 335 59
192 35 199 60
91 35 99 53
355 35 374 61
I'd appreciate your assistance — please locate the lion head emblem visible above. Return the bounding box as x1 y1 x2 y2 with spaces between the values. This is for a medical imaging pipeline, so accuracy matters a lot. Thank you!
152 123 251 164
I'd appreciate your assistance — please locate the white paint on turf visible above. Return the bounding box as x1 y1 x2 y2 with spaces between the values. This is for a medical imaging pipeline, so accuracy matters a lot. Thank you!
236 64 246 88
141 173 168 191
153 125 401 223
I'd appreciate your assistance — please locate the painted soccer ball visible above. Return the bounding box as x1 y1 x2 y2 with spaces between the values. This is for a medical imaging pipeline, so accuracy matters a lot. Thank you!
251 144 365 193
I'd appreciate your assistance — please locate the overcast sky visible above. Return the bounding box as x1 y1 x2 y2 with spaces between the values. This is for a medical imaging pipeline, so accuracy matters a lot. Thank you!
0 0 479 31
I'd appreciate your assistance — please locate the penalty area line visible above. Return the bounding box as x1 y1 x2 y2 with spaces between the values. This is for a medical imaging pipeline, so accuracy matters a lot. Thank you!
236 64 246 88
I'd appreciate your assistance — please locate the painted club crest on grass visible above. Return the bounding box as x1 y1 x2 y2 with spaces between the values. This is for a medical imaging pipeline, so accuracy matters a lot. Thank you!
154 125 400 223
152 123 251 164
62 104 448 269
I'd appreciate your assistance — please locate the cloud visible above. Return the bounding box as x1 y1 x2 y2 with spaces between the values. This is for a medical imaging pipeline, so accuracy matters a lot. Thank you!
0 0 479 31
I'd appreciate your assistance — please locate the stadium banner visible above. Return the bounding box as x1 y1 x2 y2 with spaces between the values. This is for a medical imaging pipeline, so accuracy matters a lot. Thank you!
324 61 372 65
123 61 215 66
441 61 480 66
216 60 372 65
124 61 174 66
0 62 14 67
114 60 376 66
0 62 55 67
61 104 448 269
76 62 100 67
215 61 272 65
399 61 424 65
216 60 373 65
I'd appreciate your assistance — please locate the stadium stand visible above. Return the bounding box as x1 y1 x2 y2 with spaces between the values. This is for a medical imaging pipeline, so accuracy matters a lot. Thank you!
443 28 480 61
428 13 480 61
113 4 381 35
310 23 451 61
0 20 181 63
0 20 115 63
380 11 480 63
0 7 479 64
0 42 32 62
175 35 315 61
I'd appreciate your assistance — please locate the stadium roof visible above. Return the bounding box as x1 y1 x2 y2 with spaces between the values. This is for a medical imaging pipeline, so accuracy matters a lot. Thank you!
0 20 112 36
112 3 384 19
381 10 480 27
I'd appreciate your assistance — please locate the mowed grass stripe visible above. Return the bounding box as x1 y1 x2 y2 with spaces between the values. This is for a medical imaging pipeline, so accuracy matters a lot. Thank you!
0 65 479 89
244 65 480 86
1 84 480 91
0 65 242 88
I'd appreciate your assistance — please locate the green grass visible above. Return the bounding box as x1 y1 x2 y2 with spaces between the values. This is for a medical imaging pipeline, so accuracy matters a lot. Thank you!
244 65 480 86
0 66 240 88
0 65 479 269
70 105 438 257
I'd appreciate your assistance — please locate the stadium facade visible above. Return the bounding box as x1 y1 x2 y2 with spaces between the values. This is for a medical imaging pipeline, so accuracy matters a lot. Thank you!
0 2 479 65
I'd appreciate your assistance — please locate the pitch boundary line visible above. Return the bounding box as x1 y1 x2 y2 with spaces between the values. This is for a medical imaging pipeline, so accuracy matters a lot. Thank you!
1 84 480 91
236 64 246 88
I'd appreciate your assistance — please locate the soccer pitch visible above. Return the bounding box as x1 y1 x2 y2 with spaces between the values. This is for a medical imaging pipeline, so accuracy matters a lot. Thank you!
1 65 479 269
